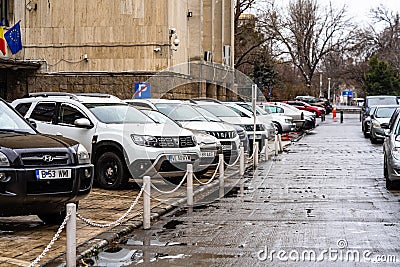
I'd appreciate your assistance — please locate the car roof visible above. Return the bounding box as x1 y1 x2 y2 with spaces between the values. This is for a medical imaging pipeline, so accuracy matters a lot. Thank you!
19 92 124 104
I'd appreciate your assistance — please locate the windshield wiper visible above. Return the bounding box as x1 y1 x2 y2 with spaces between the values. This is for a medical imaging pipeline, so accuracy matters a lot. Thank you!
0 129 32 134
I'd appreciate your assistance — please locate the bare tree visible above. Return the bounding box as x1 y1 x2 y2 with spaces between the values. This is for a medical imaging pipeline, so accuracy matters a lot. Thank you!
261 0 355 91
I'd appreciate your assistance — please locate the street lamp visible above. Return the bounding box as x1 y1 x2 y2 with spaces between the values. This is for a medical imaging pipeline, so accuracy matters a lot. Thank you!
328 78 331 102
319 72 322 97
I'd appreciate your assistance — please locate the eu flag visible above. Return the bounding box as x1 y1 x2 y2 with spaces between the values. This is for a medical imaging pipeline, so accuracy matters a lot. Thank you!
4 21 22 54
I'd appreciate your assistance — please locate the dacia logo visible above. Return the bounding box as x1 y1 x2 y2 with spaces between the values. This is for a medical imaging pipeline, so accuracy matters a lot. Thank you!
42 155 54 162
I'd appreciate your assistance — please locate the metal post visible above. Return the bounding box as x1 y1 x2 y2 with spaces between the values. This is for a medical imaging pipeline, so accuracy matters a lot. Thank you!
254 142 259 167
340 111 344 123
264 142 269 161
187 164 193 206
66 203 76 267
278 134 283 152
219 154 224 198
274 134 279 156
143 176 151 230
239 146 245 176
328 77 331 102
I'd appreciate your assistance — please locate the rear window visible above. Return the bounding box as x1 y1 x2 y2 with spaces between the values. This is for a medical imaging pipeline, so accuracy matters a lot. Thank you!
366 97 398 107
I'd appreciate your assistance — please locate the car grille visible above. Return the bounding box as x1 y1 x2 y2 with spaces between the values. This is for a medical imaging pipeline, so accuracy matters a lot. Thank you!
155 136 196 148
206 131 236 139
20 151 70 167
242 124 265 131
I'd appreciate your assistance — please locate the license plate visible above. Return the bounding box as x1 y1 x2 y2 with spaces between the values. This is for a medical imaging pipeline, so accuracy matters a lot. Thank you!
222 144 232 150
169 155 191 162
36 169 72 180
200 151 215 158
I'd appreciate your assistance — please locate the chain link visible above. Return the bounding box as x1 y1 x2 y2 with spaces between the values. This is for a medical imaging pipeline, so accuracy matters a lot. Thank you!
224 152 240 167
150 172 188 194
77 184 145 228
193 160 221 185
28 211 72 267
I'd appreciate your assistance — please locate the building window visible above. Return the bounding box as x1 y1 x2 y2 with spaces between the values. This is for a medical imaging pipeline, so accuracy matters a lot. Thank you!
0 0 9 26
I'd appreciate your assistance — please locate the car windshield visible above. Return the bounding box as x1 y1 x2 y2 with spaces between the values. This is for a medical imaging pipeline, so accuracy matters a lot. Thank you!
141 109 181 126
192 106 223 122
198 104 240 117
155 103 207 121
375 107 398 118
236 102 268 115
84 103 154 124
367 97 398 107
0 101 36 134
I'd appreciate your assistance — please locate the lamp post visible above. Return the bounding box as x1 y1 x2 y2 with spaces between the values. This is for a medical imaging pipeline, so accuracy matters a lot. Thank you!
328 78 331 102
319 72 322 97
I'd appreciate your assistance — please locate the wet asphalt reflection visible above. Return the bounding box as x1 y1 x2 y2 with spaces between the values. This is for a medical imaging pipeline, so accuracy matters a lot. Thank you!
90 114 400 266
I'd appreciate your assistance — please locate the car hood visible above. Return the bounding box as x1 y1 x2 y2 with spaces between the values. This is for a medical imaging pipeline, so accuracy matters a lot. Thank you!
218 116 257 125
375 118 391 124
0 133 78 150
119 123 194 137
179 121 234 131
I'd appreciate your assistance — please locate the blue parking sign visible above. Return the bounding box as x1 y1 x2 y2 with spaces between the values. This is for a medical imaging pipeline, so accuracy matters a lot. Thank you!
134 82 151 98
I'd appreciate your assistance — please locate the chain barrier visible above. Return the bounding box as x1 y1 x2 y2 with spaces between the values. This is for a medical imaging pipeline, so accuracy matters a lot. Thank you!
28 211 72 267
245 146 257 162
224 152 240 167
193 159 221 185
150 171 188 194
77 184 145 228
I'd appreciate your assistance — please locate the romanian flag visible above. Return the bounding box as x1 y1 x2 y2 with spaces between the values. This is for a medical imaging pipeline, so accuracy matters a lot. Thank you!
0 24 6 55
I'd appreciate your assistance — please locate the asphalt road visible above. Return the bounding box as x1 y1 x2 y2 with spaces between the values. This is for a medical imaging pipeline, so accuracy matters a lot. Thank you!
91 114 400 266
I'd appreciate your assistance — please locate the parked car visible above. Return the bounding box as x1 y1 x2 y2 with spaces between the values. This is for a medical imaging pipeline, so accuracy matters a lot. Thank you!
382 108 400 189
295 96 332 114
362 95 399 124
125 99 240 164
361 106 377 138
369 105 400 143
231 101 295 134
12 93 200 189
283 100 325 117
189 99 268 155
261 102 316 130
134 107 222 175
0 98 94 224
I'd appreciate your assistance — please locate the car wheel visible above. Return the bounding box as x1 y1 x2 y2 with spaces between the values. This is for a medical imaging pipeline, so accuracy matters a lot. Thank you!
363 131 369 138
274 122 283 134
386 176 396 190
96 151 129 190
165 176 185 185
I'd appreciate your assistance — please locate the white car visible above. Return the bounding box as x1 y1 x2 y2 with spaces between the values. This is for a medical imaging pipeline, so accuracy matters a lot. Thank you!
228 102 295 134
125 99 240 165
189 99 268 154
12 93 200 189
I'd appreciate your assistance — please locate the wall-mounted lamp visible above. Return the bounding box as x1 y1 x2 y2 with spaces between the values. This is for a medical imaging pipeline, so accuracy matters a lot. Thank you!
168 28 180 51
83 54 88 62
187 11 193 18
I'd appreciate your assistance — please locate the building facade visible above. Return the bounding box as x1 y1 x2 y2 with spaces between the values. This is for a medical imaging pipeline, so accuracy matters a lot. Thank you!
0 0 235 100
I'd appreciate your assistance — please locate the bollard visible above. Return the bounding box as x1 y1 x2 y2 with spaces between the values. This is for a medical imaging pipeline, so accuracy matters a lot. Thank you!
340 111 344 123
278 134 283 153
264 143 269 161
239 146 245 176
274 134 279 156
333 106 337 119
186 164 193 206
143 176 151 230
254 142 259 167
66 203 76 267
219 154 224 198
359 110 362 122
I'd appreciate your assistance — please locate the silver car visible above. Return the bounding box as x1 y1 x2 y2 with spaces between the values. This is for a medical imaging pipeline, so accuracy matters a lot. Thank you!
370 105 400 143
382 107 400 189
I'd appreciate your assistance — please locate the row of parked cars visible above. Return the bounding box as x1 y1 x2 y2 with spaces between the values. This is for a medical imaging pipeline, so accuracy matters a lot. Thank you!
0 92 318 224
360 95 400 189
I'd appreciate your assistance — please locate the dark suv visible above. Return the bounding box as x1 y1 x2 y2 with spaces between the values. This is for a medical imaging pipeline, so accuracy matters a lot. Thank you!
0 98 93 224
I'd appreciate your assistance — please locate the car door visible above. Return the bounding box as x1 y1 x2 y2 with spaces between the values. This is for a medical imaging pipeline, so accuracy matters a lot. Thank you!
52 103 96 155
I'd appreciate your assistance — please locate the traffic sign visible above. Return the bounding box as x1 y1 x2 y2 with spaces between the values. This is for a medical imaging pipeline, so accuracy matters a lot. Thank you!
134 82 151 98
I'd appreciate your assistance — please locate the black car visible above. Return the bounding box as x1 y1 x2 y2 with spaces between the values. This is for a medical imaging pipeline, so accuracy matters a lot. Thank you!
0 98 93 224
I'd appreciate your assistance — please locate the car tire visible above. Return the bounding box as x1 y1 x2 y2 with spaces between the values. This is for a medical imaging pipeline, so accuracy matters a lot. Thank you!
38 211 66 225
384 154 388 179
363 131 369 138
273 122 283 134
96 151 129 190
386 176 396 190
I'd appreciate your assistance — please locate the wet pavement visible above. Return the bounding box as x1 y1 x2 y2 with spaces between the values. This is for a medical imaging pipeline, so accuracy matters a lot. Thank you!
90 114 400 266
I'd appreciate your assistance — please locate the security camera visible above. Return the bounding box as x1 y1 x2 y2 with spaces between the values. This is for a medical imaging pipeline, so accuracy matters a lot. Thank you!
169 28 177 35
153 47 161 52
173 38 180 46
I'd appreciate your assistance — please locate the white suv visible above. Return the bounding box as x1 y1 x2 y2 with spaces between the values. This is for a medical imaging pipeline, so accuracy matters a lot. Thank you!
12 93 200 189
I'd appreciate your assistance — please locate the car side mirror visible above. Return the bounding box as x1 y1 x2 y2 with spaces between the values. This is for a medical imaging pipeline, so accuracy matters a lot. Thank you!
74 118 93 129
28 119 37 128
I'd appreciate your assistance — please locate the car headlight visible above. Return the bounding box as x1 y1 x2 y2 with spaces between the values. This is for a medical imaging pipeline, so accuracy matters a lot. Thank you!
372 121 380 128
0 152 10 167
285 118 292 123
131 134 159 147
76 144 91 164
392 147 400 160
